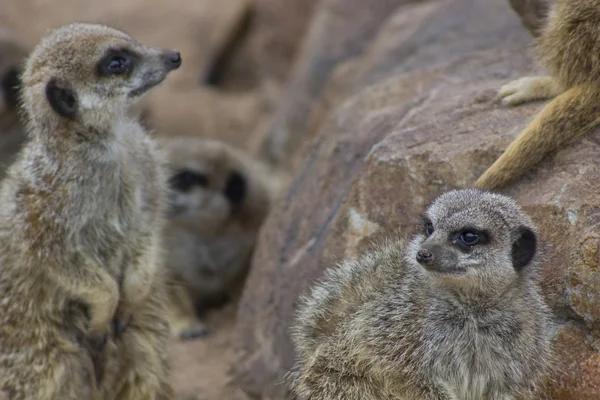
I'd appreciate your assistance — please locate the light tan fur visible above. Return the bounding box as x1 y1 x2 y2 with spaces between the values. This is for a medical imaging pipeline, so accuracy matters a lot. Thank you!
161 136 286 340
475 0 600 189
291 189 552 400
0 23 181 399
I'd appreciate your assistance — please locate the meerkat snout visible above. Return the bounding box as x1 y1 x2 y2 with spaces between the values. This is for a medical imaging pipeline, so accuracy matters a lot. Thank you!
415 248 433 264
164 50 182 69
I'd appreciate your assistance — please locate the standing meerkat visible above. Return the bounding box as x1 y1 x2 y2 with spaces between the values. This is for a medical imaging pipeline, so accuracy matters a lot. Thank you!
161 136 285 339
475 0 600 189
291 189 552 400
0 23 180 399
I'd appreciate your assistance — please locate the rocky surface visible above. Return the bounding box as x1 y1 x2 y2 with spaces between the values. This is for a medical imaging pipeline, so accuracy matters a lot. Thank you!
234 0 600 398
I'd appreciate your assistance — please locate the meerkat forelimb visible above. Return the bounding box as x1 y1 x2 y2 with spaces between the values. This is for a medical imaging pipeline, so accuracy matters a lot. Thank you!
476 84 600 189
161 136 283 340
0 22 180 399
291 189 552 400
475 0 600 189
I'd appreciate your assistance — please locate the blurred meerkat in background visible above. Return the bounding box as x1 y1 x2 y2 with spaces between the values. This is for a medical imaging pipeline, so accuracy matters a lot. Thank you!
161 136 287 340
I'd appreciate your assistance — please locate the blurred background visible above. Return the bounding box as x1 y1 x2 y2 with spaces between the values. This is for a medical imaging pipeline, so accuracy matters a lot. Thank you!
3 1 600 399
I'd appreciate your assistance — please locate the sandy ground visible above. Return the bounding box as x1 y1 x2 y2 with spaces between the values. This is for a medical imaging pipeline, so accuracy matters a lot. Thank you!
170 303 249 400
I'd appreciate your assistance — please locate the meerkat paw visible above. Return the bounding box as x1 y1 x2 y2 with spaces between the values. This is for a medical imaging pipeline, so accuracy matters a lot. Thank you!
498 76 560 106
87 297 119 336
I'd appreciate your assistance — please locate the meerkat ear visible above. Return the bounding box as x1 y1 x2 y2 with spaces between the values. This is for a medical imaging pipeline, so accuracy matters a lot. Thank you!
1 67 21 109
45 78 78 120
511 227 537 271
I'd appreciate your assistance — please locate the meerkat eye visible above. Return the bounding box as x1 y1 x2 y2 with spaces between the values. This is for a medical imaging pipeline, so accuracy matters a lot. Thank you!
424 221 434 237
108 57 127 73
460 231 480 246
98 51 133 76
170 169 209 192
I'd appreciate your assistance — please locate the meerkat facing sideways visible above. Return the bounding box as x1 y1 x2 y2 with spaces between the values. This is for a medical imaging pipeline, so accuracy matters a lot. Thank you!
475 0 600 189
161 136 285 339
291 189 552 400
0 23 180 399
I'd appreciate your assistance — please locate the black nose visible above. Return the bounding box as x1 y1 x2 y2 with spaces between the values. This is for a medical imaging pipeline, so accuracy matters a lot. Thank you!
166 51 182 69
416 249 433 264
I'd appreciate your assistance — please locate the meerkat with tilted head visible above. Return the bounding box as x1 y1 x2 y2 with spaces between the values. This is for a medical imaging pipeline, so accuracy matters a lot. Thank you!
161 136 285 340
291 189 552 400
0 23 181 399
475 0 600 189
0 27 28 180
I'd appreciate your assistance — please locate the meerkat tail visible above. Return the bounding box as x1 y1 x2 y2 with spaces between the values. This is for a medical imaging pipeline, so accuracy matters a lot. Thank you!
475 84 600 190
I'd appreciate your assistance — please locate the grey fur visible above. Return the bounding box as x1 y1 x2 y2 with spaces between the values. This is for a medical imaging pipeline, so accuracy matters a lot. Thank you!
291 189 552 400
0 23 178 399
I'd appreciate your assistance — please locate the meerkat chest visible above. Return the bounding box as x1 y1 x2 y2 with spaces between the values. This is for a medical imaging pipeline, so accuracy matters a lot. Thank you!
113 124 164 230
425 313 520 400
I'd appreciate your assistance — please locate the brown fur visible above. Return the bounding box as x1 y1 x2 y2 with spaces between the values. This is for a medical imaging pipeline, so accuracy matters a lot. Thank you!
161 137 287 340
291 189 552 400
475 0 600 189
0 23 180 399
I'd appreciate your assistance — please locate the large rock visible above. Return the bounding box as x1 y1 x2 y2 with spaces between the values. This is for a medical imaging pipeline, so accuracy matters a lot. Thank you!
250 0 321 84
234 0 600 398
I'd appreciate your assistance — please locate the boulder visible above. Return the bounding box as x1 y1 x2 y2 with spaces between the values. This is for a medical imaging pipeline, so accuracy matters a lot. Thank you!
234 0 600 398
250 0 321 84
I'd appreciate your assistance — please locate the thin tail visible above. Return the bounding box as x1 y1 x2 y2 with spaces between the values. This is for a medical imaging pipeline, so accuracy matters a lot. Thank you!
475 84 600 189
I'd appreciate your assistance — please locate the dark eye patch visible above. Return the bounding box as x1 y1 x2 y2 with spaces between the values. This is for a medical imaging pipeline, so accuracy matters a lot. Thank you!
224 171 246 206
97 49 136 77
1 67 21 108
450 227 489 252
169 169 209 193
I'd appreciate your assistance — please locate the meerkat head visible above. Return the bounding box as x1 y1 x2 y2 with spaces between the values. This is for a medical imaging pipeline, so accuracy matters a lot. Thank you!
407 189 537 291
21 23 181 130
162 137 254 232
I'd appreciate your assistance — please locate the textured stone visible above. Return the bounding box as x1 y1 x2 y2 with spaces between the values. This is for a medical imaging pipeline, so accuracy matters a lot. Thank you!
250 0 321 84
234 0 600 398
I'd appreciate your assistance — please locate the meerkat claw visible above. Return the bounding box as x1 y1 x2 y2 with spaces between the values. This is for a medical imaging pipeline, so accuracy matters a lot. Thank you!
179 326 210 341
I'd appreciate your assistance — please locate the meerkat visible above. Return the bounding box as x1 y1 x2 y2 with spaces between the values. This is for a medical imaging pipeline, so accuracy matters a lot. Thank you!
291 189 552 400
0 22 181 399
474 0 600 189
160 136 285 340
0 27 28 180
